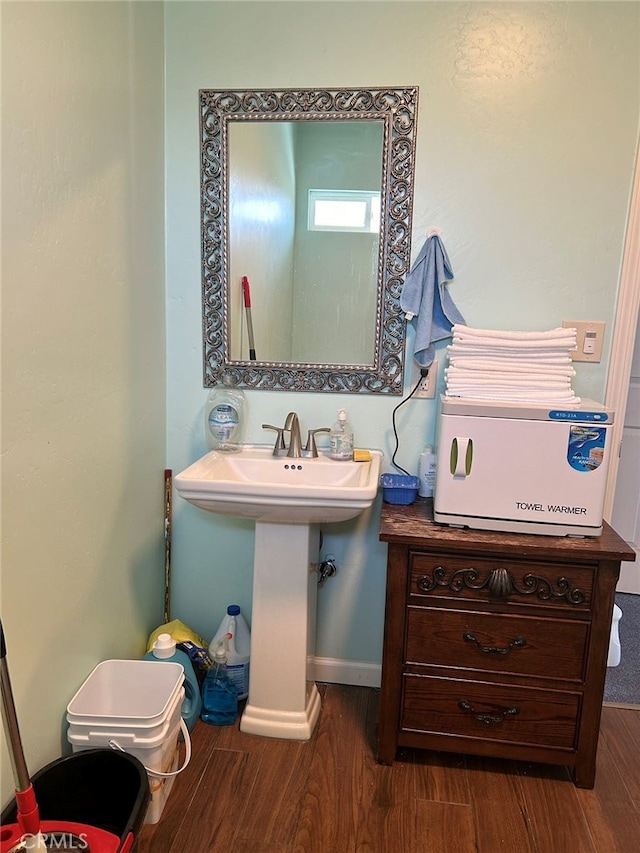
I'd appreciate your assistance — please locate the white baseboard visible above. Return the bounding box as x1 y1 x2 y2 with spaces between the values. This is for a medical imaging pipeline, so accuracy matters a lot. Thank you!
313 656 381 688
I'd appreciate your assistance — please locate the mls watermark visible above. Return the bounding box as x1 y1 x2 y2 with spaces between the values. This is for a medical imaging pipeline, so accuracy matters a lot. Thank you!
21 832 90 850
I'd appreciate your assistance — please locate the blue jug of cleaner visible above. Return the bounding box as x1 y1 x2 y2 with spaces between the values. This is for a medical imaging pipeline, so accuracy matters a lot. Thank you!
208 604 251 700
144 632 201 731
201 633 238 726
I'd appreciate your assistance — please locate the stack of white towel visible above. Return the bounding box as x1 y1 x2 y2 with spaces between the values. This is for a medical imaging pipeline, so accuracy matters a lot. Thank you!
444 325 580 405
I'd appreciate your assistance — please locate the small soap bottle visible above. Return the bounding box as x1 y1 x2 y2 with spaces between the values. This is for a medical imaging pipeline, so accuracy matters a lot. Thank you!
204 374 246 452
418 445 437 498
329 409 354 461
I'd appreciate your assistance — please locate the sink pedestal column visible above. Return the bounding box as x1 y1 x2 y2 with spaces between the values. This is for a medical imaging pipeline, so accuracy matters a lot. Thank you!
240 521 321 740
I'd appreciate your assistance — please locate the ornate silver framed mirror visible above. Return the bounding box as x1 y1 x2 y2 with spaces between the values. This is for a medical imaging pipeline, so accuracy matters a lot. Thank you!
200 86 418 394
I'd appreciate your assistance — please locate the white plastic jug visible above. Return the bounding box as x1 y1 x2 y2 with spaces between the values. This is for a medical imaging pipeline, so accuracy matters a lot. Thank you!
209 605 251 700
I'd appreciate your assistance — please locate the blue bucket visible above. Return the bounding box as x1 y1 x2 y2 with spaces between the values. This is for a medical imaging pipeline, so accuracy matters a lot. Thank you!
380 474 420 505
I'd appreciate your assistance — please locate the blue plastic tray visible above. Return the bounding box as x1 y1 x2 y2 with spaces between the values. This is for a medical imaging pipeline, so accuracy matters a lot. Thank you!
380 474 419 505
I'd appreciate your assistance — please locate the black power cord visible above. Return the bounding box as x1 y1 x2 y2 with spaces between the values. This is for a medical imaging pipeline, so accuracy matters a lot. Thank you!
391 369 429 476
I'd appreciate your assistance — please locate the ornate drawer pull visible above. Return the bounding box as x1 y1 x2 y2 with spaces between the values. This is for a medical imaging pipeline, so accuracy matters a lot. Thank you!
416 566 585 605
458 699 520 725
463 632 527 655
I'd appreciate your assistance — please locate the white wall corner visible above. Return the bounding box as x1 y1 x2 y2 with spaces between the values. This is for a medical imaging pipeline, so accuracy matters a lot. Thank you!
605 140 640 520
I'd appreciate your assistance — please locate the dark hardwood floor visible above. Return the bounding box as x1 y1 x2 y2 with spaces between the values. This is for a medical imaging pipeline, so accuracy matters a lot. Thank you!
137 684 640 852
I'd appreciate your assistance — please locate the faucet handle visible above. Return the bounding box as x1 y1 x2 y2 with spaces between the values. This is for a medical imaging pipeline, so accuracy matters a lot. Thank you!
304 427 331 458
262 424 287 457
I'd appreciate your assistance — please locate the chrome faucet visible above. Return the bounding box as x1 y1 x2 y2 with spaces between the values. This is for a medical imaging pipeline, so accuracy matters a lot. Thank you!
262 413 330 458
284 412 302 458
262 412 302 457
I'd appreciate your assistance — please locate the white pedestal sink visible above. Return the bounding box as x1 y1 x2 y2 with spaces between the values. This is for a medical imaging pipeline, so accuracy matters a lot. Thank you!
175 445 382 740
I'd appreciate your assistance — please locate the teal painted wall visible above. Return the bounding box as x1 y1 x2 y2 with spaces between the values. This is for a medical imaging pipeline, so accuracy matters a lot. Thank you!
2 1 165 801
166 1 640 665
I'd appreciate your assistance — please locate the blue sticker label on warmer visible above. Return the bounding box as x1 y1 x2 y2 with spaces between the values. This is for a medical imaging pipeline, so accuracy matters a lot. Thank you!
567 426 606 472
550 410 609 423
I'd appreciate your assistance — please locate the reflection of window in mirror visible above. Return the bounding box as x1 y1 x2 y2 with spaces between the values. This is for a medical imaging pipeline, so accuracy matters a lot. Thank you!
308 189 381 233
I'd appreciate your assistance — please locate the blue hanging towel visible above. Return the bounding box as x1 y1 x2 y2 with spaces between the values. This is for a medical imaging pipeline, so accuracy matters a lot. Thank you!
400 230 465 367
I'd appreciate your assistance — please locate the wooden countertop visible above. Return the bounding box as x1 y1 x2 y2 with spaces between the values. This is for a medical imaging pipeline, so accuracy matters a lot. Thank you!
379 498 636 562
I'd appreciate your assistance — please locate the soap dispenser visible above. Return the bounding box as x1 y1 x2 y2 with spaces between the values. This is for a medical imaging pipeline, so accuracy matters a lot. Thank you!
204 374 247 452
418 445 437 498
329 409 354 461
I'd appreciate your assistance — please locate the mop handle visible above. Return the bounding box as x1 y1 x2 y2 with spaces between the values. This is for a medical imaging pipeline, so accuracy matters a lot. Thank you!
1 620 47 847
0 660 29 790
241 276 256 360
0 620 32 794
164 469 172 625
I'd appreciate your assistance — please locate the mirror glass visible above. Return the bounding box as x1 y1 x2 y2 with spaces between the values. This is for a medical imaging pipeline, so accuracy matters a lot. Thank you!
228 120 383 366
201 87 418 394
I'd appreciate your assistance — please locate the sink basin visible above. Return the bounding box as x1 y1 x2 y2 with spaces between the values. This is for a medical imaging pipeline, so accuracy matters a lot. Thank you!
174 444 383 523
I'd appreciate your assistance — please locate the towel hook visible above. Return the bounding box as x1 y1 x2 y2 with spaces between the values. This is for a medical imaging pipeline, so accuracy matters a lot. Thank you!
427 227 442 238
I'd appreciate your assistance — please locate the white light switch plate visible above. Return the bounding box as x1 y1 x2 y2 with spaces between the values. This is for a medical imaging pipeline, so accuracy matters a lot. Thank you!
562 320 605 362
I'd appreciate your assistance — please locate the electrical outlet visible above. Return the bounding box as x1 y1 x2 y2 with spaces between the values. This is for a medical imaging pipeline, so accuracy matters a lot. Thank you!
562 320 606 362
415 361 438 398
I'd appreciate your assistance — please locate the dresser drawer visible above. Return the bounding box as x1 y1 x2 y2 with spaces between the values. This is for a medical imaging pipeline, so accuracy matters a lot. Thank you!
401 674 580 750
405 606 588 682
409 552 593 612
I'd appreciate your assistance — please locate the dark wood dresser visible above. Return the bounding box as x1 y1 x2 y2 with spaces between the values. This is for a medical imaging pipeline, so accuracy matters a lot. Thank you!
378 499 635 787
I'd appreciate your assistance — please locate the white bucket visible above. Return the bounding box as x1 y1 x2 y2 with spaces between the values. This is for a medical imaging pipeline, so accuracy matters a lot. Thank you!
67 659 184 725
66 659 192 824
